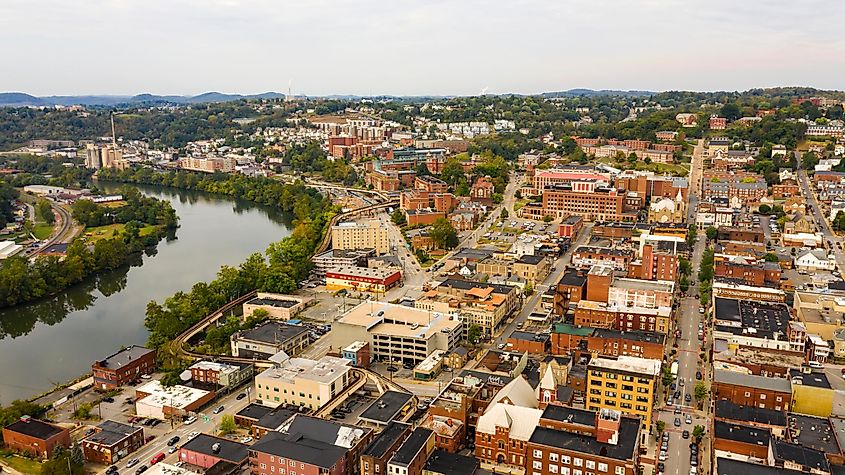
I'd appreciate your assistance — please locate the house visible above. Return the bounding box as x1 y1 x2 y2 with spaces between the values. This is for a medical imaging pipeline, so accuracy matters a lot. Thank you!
2 416 71 459
795 249 836 271
361 421 412 475
784 213 813 234
388 427 435 475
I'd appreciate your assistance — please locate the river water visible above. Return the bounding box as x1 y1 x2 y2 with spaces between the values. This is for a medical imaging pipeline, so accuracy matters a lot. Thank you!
0 184 293 404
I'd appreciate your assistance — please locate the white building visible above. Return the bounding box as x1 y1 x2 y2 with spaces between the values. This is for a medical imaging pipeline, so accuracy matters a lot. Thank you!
795 249 836 271
134 381 213 420
254 355 351 410
0 241 23 259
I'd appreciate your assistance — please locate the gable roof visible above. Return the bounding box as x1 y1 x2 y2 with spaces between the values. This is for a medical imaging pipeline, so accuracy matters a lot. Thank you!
476 403 543 440
489 376 538 409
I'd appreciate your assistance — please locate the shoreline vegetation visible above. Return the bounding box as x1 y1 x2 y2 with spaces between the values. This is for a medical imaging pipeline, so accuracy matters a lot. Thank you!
0 185 178 308
96 168 336 367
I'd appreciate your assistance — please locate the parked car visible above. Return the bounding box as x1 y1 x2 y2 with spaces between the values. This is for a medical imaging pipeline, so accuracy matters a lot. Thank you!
683 430 690 439
808 361 824 369
167 436 180 446
135 466 148 475
685 394 692 403
213 405 225 414
674 417 681 427
695 371 702 380
125 459 140 469
685 414 692 425
183 416 197 425
236 393 247 400
167 446 177 454
150 453 165 465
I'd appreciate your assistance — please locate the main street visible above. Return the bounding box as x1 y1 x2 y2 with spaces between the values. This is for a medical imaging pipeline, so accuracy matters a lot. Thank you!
657 140 709 475
795 151 845 271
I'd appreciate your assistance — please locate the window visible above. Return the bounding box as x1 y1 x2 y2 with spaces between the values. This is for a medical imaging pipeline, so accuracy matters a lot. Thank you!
744 392 751 397
550 465 558 474
561 455 571 464
534 450 542 458
616 467 625 475
586 460 595 470
550 453 559 462
533 461 542 469
562 469 571 475
598 463 608 472
574 458 583 467
760 394 766 400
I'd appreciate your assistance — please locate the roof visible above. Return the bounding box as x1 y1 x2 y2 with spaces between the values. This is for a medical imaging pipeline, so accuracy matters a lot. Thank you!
588 355 661 377
327 265 400 280
246 296 299 308
424 449 479 475
251 431 347 469
510 330 550 343
359 391 414 425
713 369 791 393
235 403 272 422
714 400 786 427
788 369 832 389
180 434 249 463
362 421 411 458
389 427 433 467
489 377 538 409
714 420 771 446
256 356 350 386
84 420 141 446
4 418 65 440
592 328 665 345
787 413 840 454
94 345 154 370
557 270 586 287
716 458 804 475
528 416 639 461
438 278 516 296
516 254 544 265
773 440 829 473
552 323 593 336
541 405 597 427
476 403 543 440
234 321 308 345
255 407 297 431
337 301 462 341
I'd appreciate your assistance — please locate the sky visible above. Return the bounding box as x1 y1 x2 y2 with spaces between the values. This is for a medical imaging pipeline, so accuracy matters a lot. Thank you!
1 0 843 97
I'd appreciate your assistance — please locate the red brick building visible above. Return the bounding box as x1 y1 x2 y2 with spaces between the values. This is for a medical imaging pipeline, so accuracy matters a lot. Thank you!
713 370 792 412
628 244 678 282
2 417 71 459
406 209 446 227
415 176 449 193
81 420 144 465
179 434 249 470
710 116 728 130
558 215 584 239
553 270 586 316
361 421 411 475
388 427 435 475
714 259 782 287
713 420 771 459
507 331 551 354
470 177 495 205
773 184 801 199
92 346 156 390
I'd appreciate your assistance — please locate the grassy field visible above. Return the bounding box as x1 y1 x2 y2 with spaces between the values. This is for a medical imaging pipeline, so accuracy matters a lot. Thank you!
82 223 157 243
595 157 690 176
33 222 53 240
0 452 42 474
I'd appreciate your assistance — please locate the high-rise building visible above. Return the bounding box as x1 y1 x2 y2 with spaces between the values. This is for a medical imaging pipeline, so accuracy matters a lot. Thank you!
331 220 390 255
586 355 661 430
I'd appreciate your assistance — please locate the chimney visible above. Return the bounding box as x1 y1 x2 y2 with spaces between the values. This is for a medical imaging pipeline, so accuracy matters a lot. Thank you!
596 409 620 445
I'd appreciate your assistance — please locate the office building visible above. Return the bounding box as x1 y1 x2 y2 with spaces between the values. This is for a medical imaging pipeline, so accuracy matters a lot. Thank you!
332 221 390 255
254 355 351 410
587 355 661 429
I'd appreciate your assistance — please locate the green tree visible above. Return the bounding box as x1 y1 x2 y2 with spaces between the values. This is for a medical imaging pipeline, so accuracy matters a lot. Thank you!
430 218 459 250
36 199 55 225
543 215 553 223
467 324 482 345
679 276 689 292
218 414 236 435
391 209 406 226
40 444 84 475
655 420 666 435
763 252 780 262
705 226 718 241
694 381 708 400
661 365 674 387
687 225 698 246
524 282 534 295
720 103 741 121
758 204 772 215
500 209 509 220
679 258 691 276
693 425 705 440
440 159 465 185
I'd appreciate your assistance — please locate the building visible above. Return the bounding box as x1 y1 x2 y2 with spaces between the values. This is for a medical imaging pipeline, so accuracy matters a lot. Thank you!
187 361 253 389
512 254 551 285
331 302 463 365
713 370 792 411
521 182 635 222
418 279 520 337
178 433 249 470
342 341 372 368
475 403 544 468
789 369 834 417
249 415 372 475
241 293 310 321
81 420 144 465
230 321 310 358
332 221 390 255
2 416 71 459
527 407 641 475
419 413 465 454
179 156 236 173
795 249 836 271
415 176 449 193
92 345 156 390
647 192 686 224
571 246 634 271
607 278 674 309
586 355 661 429
134 381 215 420
387 427 436 475
573 299 671 335
361 421 412 475
558 215 584 239
710 116 728 130
0 240 23 259
713 420 771 459
423 449 479 475
254 355 351 410
712 298 798 353
325 266 402 294
359 391 415 427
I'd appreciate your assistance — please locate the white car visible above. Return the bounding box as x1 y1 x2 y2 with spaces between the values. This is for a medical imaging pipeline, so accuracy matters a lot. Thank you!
183 416 197 425
808 361 824 369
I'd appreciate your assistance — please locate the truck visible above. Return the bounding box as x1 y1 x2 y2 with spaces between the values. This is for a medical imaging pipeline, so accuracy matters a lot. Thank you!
671 361 679 377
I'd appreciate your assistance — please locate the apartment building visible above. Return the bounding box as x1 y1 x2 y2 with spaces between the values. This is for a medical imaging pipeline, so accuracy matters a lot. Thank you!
520 182 637 222
81 420 144 465
361 421 412 475
586 355 661 429
325 266 402 294
178 156 235 173
254 355 351 410
712 370 792 412
332 220 390 255
230 321 310 358
387 427 436 475
92 345 156 390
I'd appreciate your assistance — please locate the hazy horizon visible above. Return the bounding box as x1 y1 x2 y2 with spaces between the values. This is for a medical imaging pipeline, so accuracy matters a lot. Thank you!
2 0 844 97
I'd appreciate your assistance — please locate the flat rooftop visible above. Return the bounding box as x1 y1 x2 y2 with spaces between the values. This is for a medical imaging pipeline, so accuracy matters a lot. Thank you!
390 427 434 467
4 418 64 440
337 302 461 340
246 297 299 308
713 369 791 393
612 278 674 293
715 400 786 427
84 420 140 446
588 355 661 376
256 356 350 385
529 415 639 461
235 321 308 344
714 420 770 446
541 404 598 428
773 440 829 473
713 297 790 339
592 328 666 345
136 381 211 410
787 413 840 454
180 434 249 463
789 369 831 389
359 391 414 425
424 449 479 474
362 421 411 458
235 403 272 421
716 458 804 475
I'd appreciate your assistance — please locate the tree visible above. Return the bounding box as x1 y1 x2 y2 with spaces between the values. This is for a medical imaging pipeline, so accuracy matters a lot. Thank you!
391 209 406 226
679 258 691 276
467 324 482 345
693 425 705 440
218 414 236 435
430 218 459 250
40 444 84 475
661 365 674 387
694 381 708 400
720 103 741 121
543 215 553 223
758 203 772 215
834 211 845 231
687 224 698 246
705 226 717 241
524 282 534 295
500 209 509 220
440 159 465 185
36 199 55 225
763 252 780 262
679 276 689 292
655 420 666 435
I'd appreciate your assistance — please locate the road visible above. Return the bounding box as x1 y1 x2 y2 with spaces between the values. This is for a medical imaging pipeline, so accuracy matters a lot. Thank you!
99 387 254 474
30 201 81 256
795 151 845 271
657 140 708 475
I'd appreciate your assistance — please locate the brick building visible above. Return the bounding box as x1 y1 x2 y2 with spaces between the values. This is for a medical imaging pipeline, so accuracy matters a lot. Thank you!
92 345 156 390
387 427 435 475
2 417 71 459
713 370 792 411
361 421 411 475
713 420 771 459
81 420 144 465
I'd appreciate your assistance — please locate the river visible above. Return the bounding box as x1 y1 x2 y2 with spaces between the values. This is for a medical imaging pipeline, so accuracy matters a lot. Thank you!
0 183 293 405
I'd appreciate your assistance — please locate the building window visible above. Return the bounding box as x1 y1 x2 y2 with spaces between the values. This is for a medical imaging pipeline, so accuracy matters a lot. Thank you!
615 467 625 475
574 458 583 467
550 453 559 462
598 463 608 472
534 450 542 458
586 460 595 470
550 465 559 474
533 461 542 469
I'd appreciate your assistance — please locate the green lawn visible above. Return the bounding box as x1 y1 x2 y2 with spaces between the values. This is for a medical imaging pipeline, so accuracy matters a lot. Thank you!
594 157 690 176
33 222 53 240
0 452 42 474
82 223 157 243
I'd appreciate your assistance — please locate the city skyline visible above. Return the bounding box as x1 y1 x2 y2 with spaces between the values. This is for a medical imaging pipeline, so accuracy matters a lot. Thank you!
2 0 843 96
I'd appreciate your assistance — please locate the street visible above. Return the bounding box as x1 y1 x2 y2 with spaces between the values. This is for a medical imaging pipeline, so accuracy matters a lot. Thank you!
795 151 845 271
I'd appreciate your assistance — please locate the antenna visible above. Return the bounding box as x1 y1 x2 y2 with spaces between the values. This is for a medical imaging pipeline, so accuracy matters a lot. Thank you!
287 79 293 102
480 86 489 96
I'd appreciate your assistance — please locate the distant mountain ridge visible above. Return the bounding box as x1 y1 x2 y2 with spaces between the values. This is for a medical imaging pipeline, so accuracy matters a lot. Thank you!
0 91 286 107
541 88 657 98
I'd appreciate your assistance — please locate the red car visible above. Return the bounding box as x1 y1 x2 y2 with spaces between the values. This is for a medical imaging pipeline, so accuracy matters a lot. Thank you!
150 453 165 465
